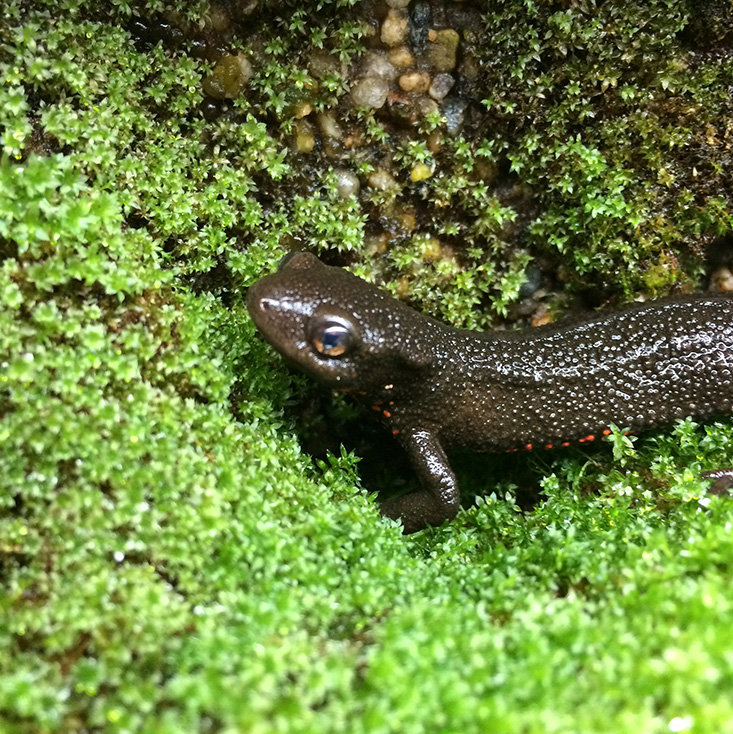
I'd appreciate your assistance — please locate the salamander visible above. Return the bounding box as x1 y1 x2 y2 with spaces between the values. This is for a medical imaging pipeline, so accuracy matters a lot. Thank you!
247 251 733 533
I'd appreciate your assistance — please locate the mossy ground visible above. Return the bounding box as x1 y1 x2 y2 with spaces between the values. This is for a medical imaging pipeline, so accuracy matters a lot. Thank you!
2 1 733 732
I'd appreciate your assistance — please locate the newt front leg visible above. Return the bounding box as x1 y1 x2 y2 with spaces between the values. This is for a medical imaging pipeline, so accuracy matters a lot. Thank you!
379 429 460 533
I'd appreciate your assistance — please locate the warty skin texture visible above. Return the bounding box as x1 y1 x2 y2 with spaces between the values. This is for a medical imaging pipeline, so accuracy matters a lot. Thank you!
247 252 733 533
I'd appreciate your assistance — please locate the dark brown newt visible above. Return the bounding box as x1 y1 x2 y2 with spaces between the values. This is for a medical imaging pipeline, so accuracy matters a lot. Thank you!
247 251 733 533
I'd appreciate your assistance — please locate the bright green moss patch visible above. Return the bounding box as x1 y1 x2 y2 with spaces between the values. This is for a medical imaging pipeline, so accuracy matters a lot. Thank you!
2 0 733 732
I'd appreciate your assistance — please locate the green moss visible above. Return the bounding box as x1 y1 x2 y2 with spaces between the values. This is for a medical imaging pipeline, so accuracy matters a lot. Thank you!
2 1 733 732
480 0 733 297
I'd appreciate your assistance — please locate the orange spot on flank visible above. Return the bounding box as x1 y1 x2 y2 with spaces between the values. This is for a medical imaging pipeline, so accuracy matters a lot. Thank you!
602 429 611 436
525 443 533 451
392 429 399 436
383 410 392 418
561 442 570 447
371 405 381 411
545 444 553 450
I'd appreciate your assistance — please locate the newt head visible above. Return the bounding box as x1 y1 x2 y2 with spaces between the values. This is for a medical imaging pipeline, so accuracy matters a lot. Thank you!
246 251 433 391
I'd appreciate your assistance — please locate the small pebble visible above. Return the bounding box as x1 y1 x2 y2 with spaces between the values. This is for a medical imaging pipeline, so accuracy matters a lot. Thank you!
429 73 455 100
428 29 460 72
317 112 343 141
395 276 411 299
459 53 480 82
422 237 442 261
531 306 553 327
343 130 365 148
294 120 315 153
410 163 432 181
364 232 390 255
292 101 313 118
712 266 733 292
308 50 343 79
386 0 411 7
229 0 259 20
427 131 442 153
399 71 431 93
387 95 420 127
394 207 417 232
416 96 439 117
207 3 232 32
368 168 398 190
334 169 360 199
381 9 408 47
409 0 432 51
442 96 466 135
350 76 390 108
360 51 398 80
201 53 253 99
389 46 414 68
351 76 389 110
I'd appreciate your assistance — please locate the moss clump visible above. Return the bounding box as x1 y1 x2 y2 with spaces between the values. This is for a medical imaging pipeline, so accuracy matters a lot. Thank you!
2 1 733 732
479 0 733 297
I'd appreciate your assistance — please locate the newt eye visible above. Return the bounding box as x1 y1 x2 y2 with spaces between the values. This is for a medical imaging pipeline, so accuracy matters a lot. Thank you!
310 316 355 358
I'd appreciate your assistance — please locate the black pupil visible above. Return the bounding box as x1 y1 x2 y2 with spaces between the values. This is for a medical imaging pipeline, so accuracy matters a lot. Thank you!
317 324 350 357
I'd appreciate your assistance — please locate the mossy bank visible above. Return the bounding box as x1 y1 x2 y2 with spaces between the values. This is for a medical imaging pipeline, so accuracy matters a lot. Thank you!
2 0 733 732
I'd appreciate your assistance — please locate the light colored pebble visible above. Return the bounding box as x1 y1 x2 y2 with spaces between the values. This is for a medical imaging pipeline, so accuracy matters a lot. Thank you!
389 45 414 68
399 71 431 93
364 232 390 255
350 76 390 108
317 112 343 140
360 51 398 80
531 306 553 327
333 169 360 199
386 0 411 7
713 266 733 292
429 72 454 100
381 9 408 47
393 208 417 232
368 168 398 190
